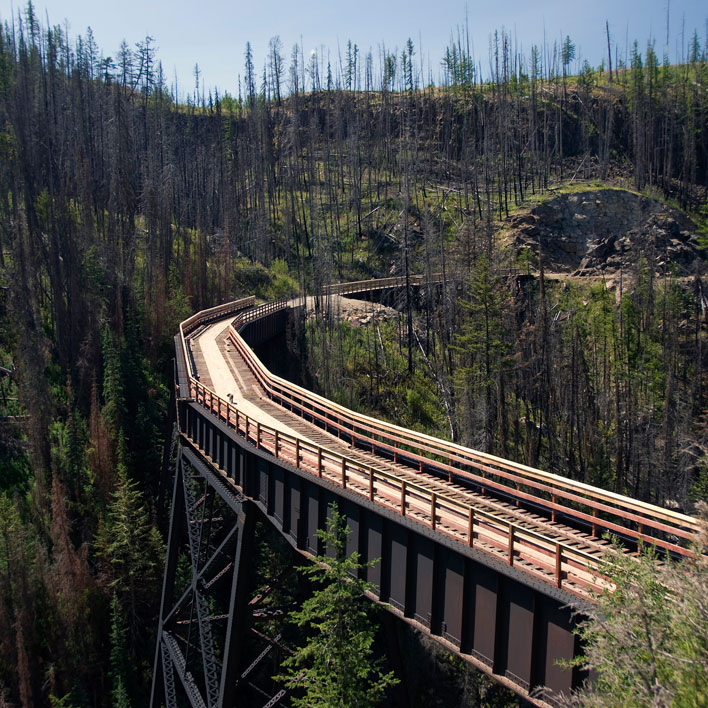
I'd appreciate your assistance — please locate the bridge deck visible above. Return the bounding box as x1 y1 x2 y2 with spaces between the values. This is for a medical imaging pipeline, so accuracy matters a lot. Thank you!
191 314 615 598
195 318 302 439
164 286 699 705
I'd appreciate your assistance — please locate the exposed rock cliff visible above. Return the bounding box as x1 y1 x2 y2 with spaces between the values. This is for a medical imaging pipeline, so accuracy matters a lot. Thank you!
505 189 705 276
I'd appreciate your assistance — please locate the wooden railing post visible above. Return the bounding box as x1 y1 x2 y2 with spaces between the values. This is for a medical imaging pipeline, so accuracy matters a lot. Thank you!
369 468 374 501
256 422 261 449
555 544 562 588
317 448 322 477
468 508 474 547
400 481 406 516
430 493 436 530
274 429 279 458
295 438 300 468
508 525 515 566
341 458 347 489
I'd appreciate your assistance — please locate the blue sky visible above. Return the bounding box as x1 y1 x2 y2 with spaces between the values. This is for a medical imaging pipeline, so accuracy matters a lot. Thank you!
1 0 706 98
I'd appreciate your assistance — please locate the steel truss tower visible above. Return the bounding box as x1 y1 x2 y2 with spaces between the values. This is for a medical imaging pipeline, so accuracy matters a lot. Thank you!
150 438 290 708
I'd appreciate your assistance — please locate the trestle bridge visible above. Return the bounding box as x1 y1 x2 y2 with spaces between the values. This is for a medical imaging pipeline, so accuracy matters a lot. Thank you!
151 276 699 708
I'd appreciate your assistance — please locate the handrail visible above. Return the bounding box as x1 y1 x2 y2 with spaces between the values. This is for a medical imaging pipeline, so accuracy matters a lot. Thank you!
176 280 701 598
181 296 256 336
187 377 607 597
323 273 444 297
229 298 288 328
227 303 698 556
179 296 255 381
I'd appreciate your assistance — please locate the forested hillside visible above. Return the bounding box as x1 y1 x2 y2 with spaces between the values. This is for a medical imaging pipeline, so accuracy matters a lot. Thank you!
0 3 707 705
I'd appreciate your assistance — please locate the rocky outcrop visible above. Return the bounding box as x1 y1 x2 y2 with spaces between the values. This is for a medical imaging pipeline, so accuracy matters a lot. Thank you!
506 189 705 276
302 294 399 325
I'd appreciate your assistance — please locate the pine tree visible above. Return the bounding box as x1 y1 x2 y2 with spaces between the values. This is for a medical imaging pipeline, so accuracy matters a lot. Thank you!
405 38 415 91
565 505 708 707
96 449 164 645
100 326 125 439
245 41 256 107
561 35 576 76
452 254 507 452
109 594 131 708
277 504 397 707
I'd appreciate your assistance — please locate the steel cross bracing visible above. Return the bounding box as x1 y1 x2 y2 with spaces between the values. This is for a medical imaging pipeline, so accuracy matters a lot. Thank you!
160 641 177 708
151 444 290 708
162 632 207 708
183 469 221 708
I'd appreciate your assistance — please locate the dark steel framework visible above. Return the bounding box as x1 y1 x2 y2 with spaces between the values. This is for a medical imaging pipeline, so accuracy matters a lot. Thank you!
152 426 302 708
150 438 259 708
152 307 587 708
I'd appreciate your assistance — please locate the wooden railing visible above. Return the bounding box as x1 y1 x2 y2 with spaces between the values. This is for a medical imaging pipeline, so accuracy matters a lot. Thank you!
177 282 701 598
188 377 605 595
323 274 443 297
228 298 288 329
179 296 255 380
227 306 698 559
